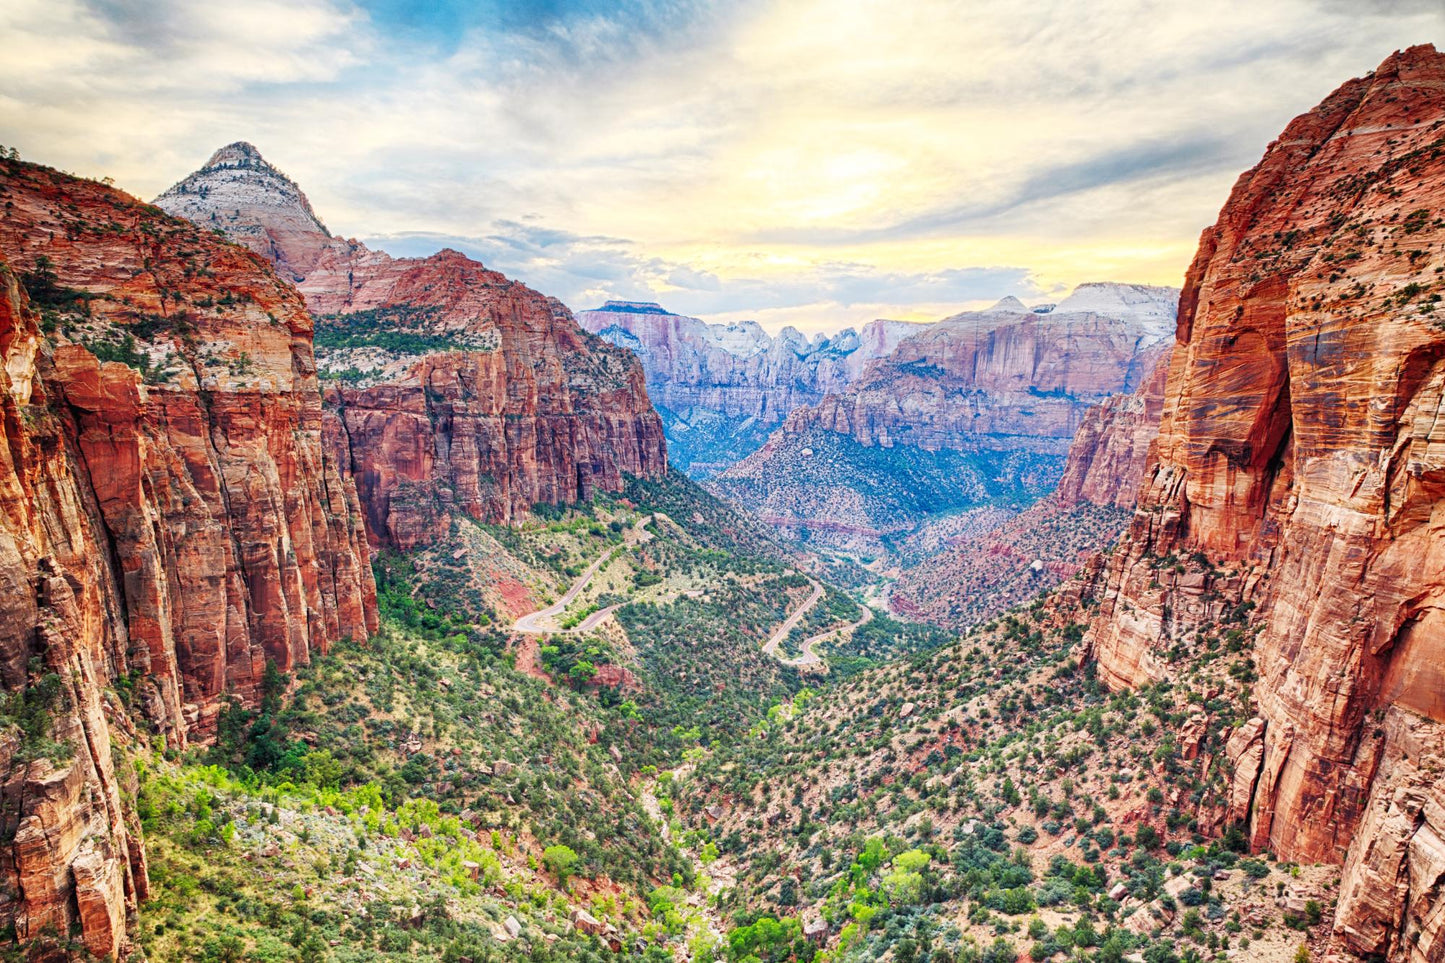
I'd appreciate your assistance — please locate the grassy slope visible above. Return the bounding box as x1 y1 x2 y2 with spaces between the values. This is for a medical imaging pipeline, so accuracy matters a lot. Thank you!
132 473 957 963
671 563 1340 963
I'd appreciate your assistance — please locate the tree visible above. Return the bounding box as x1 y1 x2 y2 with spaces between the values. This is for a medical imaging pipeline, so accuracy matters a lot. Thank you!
543 844 580 886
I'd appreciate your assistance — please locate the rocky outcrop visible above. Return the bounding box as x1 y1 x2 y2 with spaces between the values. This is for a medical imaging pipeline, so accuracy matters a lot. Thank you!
577 301 926 475
0 155 381 957
325 337 666 550
154 142 334 282
1078 44 1445 956
709 288 1175 554
1056 345 1171 509
780 297 1175 455
159 147 668 548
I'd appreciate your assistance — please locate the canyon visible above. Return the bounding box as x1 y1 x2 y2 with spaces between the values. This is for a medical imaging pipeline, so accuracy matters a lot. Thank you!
707 286 1176 556
0 37 1442 963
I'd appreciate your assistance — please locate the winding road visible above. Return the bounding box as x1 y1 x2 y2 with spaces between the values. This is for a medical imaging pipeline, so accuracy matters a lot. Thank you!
785 604 873 668
511 516 652 635
761 579 824 657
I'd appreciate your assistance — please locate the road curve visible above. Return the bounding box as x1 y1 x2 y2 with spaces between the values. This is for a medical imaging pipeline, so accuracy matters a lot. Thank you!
511 516 652 635
762 579 824 657
784 603 873 668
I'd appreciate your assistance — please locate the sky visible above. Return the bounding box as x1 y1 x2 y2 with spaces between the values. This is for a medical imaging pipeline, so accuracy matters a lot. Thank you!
1 1 1442 335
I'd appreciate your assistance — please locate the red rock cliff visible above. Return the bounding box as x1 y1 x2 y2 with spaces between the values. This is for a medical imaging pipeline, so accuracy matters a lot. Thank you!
0 154 380 956
0 264 145 960
321 273 668 549
1056 345 1171 509
1080 45 1445 959
158 147 668 550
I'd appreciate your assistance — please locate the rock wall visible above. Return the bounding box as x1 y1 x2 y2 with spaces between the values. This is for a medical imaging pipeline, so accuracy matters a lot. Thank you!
578 301 924 423
325 336 667 551
779 307 1171 455
1079 44 1445 958
0 156 379 956
159 148 669 547
1056 345 1171 509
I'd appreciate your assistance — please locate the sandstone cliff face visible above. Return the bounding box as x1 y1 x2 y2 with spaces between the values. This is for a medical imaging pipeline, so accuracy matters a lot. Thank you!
0 156 380 957
159 149 668 549
1056 345 1171 509
783 301 1173 455
0 265 142 960
1078 44 1445 958
577 301 925 475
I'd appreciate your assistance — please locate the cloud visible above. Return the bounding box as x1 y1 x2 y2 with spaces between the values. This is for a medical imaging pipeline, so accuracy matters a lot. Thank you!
362 224 1042 333
0 0 1441 332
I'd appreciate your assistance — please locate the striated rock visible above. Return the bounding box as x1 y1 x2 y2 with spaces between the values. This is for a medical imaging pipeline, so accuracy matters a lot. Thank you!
577 300 925 474
0 264 141 959
1078 44 1445 952
0 157 377 734
159 147 667 548
0 155 383 956
1056 346 1171 509
710 288 1175 554
779 297 1174 455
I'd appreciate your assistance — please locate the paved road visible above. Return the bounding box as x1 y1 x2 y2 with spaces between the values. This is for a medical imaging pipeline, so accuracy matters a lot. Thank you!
784 604 873 668
511 516 651 635
761 579 824 656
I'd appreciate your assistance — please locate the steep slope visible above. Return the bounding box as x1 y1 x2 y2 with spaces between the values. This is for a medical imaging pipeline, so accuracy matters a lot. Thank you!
710 288 1176 555
886 345 1171 630
577 300 926 475
1078 44 1445 959
149 142 333 282
157 145 667 550
0 156 378 957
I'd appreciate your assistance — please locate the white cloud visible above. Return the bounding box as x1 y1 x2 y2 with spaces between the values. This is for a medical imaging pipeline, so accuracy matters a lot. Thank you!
0 0 1441 331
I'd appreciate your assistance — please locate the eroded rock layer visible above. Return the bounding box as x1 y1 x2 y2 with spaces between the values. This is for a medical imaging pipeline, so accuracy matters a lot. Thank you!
158 146 668 549
0 157 379 957
1056 346 1171 509
577 301 925 474
1079 44 1445 958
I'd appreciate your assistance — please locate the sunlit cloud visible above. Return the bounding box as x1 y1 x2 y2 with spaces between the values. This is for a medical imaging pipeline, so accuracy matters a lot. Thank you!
1 0 1441 332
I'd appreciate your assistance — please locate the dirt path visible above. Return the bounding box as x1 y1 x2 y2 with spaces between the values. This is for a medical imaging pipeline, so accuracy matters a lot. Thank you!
784 603 873 668
511 516 651 635
761 578 824 657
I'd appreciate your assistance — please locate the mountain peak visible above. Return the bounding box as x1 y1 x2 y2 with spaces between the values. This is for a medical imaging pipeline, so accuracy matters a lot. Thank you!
203 141 270 170
987 295 1031 313
154 143 331 280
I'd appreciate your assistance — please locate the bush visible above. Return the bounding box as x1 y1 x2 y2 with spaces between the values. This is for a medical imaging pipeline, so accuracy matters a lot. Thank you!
543 844 579 886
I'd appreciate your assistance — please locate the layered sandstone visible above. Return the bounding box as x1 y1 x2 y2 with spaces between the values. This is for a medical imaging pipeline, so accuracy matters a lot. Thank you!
0 153 381 958
159 147 668 548
577 301 927 475
708 291 1175 554
1078 44 1445 958
0 265 143 959
1056 345 1171 509
782 300 1173 455
0 156 376 735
